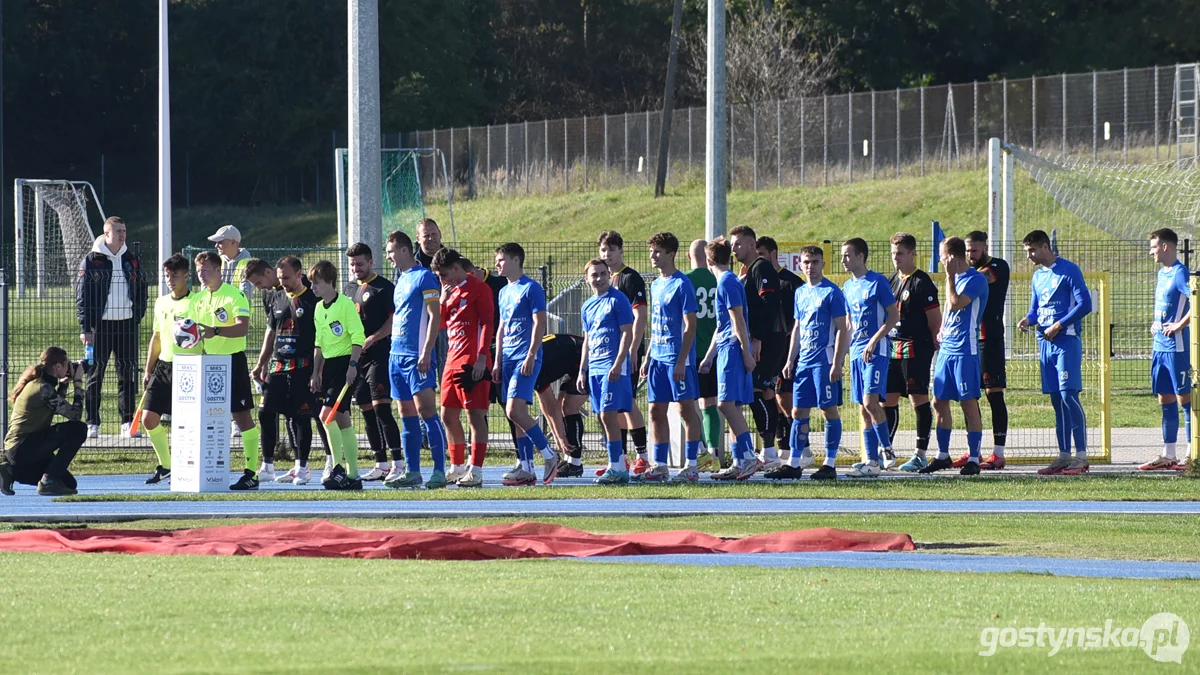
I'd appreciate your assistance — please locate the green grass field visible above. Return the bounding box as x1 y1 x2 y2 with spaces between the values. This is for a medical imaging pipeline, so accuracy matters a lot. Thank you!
1 513 1197 673
140 168 1015 248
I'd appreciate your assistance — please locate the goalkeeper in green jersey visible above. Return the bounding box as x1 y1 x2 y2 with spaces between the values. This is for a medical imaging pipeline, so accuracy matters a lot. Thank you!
309 261 367 489
686 239 720 470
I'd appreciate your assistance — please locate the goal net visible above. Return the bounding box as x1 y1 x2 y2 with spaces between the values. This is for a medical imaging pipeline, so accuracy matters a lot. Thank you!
13 180 104 298
335 147 457 253
1005 145 1200 244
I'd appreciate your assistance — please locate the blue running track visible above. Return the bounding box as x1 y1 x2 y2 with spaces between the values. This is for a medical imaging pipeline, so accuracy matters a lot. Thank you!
1 472 1199 521
3 498 1200 522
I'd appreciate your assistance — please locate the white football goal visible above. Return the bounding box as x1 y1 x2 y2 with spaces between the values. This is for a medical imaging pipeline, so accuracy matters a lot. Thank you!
12 179 106 298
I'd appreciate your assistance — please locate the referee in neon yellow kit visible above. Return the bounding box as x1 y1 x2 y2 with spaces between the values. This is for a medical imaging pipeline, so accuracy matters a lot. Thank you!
190 251 261 490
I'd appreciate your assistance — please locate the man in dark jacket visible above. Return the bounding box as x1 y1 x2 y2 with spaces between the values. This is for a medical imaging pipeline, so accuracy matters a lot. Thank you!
76 216 148 438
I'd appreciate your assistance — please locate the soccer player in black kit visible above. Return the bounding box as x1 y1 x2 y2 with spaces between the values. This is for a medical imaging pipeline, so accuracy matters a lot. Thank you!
727 225 785 473
597 231 650 474
252 256 320 485
965 230 1010 469
533 333 588 477
346 243 403 481
884 233 941 472
757 236 806 465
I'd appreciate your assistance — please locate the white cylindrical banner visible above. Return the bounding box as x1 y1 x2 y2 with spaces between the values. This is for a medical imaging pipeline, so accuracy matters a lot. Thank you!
171 354 232 493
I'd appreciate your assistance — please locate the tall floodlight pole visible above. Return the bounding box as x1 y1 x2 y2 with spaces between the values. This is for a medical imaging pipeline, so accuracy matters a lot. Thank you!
157 0 172 293
705 0 727 241
348 0 383 257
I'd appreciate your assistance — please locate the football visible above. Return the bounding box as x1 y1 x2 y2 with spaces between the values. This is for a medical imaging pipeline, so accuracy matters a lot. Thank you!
173 319 201 350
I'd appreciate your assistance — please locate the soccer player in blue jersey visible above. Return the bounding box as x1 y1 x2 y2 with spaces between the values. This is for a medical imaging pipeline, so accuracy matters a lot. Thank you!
579 259 636 484
699 237 761 480
780 246 848 480
597 231 650 473
1016 230 1093 475
381 231 449 489
840 238 901 477
1144 228 1192 471
918 237 989 475
639 232 706 483
493 242 562 486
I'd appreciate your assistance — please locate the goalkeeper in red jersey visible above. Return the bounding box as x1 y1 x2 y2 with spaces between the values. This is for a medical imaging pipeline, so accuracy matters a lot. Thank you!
431 248 495 488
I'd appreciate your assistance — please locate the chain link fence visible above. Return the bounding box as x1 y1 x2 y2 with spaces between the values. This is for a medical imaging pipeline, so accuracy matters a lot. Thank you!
399 65 1197 199
0 235 1176 466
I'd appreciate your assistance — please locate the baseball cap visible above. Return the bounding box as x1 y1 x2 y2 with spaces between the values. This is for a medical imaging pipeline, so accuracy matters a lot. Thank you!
207 225 241 243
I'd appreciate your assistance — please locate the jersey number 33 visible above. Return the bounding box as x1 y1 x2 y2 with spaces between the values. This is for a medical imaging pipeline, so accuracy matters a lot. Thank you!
694 287 718 319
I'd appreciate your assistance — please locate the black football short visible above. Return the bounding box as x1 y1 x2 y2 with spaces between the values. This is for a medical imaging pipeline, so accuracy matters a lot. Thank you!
980 339 1007 390
775 372 794 395
230 352 256 414
536 349 582 395
318 355 354 413
751 336 786 392
629 346 645 393
260 364 317 417
352 349 391 406
886 348 933 397
697 366 718 399
144 360 174 416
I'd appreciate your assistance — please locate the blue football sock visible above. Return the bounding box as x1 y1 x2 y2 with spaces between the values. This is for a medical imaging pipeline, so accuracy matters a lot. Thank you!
1063 390 1087 457
824 418 842 464
653 442 670 465
967 430 982 460
525 423 555 459
735 431 756 461
936 427 952 459
863 426 879 462
1163 402 1181 444
517 436 534 464
685 439 700 462
1049 392 1069 458
424 414 446 473
872 421 892 450
401 416 423 472
605 440 624 467
1184 402 1192 443
791 418 809 465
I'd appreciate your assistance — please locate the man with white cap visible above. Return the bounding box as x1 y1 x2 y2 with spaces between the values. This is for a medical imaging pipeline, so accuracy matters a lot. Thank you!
209 225 254 307
209 224 254 439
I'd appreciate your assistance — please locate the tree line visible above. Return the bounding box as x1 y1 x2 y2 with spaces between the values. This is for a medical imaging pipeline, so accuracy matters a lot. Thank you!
6 0 1199 207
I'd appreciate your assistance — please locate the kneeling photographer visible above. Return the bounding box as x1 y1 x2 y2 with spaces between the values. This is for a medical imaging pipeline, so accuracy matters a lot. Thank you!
2 347 87 496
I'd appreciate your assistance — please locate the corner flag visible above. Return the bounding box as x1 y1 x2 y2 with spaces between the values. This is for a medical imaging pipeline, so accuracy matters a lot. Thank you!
930 221 945 272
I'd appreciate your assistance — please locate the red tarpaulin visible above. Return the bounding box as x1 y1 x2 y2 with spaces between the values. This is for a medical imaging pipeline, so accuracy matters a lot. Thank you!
0 521 915 560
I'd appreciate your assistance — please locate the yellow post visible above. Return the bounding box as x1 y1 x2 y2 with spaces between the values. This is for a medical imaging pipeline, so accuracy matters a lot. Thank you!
1191 277 1200 462
860 405 869 465
1097 273 1112 462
